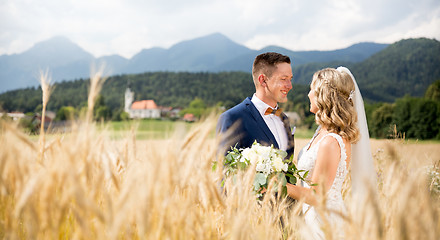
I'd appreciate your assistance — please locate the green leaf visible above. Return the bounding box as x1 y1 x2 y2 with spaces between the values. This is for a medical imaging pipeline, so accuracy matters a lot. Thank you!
278 173 287 187
253 183 261 191
255 173 267 185
281 186 288 197
237 161 248 170
289 176 297 185
302 171 309 179
290 163 297 171
279 150 287 159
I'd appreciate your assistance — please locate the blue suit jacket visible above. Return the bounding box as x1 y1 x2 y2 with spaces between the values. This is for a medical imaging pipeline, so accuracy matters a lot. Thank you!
217 97 295 159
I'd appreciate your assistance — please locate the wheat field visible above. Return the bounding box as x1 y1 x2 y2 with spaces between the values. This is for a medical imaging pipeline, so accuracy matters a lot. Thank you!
0 74 439 239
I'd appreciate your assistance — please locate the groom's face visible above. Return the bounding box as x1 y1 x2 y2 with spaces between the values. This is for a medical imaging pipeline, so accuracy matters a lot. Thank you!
264 62 293 106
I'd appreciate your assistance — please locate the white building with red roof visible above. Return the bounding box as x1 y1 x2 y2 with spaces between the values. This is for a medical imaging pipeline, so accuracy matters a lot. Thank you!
125 88 161 119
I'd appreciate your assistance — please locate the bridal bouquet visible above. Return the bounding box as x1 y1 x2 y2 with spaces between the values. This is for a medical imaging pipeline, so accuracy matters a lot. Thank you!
220 141 308 198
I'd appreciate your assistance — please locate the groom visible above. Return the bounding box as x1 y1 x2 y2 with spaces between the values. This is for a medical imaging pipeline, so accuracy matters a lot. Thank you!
217 52 295 159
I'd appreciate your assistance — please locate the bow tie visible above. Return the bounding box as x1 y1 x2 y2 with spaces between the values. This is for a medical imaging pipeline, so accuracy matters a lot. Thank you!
264 107 283 117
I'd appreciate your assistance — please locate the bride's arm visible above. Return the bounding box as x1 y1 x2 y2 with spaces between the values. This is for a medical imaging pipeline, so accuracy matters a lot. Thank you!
286 183 317 205
286 137 341 206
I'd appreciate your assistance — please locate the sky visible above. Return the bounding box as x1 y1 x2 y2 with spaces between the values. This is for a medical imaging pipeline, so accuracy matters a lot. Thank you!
1 0 439 59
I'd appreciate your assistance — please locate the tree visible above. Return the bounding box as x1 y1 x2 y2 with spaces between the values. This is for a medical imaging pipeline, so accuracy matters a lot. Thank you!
34 104 43 114
120 111 130 121
364 102 382 135
409 99 439 139
180 97 207 119
425 80 440 101
370 103 394 138
56 106 76 121
111 108 129 121
189 97 206 109
19 113 38 134
94 106 111 121
93 95 112 121
392 96 415 137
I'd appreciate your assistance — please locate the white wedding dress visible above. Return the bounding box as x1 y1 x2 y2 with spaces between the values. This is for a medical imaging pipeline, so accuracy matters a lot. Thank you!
297 132 348 239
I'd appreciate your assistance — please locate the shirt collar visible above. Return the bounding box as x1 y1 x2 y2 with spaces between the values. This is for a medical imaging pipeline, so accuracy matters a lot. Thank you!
251 93 278 116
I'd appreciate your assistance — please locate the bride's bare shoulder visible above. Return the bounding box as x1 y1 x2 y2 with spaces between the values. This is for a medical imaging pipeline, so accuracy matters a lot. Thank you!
317 136 340 156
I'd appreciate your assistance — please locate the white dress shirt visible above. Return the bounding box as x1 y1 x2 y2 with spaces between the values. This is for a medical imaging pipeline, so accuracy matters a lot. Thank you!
251 94 288 151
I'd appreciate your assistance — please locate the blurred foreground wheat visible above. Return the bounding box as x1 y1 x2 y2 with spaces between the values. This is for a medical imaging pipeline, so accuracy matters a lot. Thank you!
0 73 439 239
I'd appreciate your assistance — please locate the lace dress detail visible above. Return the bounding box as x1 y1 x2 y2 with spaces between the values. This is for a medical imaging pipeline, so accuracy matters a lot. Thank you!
297 133 348 239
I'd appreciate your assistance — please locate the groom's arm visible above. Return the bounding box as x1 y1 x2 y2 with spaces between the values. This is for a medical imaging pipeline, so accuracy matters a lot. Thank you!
216 112 244 155
216 112 232 134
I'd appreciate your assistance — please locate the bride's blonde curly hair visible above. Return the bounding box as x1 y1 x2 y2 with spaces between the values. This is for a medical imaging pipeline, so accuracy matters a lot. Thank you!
311 68 360 143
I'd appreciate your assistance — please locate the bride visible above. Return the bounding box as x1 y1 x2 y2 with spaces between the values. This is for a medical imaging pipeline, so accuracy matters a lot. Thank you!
286 67 376 239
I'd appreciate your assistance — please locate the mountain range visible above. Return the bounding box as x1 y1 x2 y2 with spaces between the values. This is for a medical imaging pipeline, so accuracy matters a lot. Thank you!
0 33 389 93
0 36 439 114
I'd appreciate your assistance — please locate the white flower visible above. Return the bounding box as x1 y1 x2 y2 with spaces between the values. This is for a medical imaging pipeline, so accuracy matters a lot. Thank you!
241 147 261 164
282 163 288 172
272 156 288 172
237 142 289 178
272 156 285 172
256 163 266 172
240 148 251 162
251 143 270 158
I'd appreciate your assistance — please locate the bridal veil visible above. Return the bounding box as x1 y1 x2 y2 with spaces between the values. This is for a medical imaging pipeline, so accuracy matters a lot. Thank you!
336 66 377 199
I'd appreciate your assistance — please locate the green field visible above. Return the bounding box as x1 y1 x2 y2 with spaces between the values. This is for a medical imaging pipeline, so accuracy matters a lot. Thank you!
103 119 316 140
103 119 195 139
26 119 315 141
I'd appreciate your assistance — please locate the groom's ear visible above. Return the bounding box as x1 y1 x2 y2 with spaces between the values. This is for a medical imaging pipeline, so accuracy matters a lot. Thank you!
258 74 266 87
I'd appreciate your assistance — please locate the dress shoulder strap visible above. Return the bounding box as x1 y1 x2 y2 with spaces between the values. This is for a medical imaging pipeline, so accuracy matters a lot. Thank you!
319 133 347 162
326 133 344 147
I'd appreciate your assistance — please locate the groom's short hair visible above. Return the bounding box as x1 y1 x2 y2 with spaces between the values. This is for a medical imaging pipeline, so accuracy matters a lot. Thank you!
252 52 291 79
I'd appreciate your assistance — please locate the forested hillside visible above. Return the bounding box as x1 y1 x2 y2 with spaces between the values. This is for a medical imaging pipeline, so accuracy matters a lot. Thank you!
366 80 440 139
0 33 387 92
353 38 440 102
0 72 255 113
1 38 439 112
1 38 439 139
292 38 440 102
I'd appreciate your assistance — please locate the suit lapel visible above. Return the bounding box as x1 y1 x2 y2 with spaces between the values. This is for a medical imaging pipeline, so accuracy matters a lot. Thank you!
244 98 279 148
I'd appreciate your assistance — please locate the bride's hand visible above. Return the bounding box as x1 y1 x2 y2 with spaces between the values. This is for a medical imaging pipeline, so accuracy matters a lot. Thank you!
286 183 295 198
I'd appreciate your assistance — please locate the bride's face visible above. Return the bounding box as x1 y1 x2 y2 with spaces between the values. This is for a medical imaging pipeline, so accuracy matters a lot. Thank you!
308 87 318 114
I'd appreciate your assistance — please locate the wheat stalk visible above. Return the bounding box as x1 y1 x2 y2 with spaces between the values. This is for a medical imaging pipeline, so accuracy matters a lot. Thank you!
0 89 439 239
86 64 107 123
38 69 53 163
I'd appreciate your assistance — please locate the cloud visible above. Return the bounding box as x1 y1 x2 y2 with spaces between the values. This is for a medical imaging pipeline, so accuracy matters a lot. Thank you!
0 0 439 58
245 0 440 51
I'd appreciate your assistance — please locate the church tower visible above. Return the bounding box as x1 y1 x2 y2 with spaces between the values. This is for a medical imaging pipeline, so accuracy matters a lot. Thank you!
125 87 134 113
